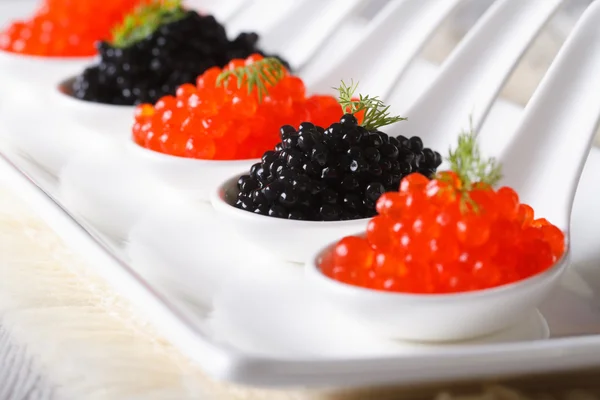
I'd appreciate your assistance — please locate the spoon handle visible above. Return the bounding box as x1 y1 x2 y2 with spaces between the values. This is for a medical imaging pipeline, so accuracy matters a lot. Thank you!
389 0 563 151
305 0 462 97
493 1 600 231
185 0 250 22
262 0 364 71
226 0 305 38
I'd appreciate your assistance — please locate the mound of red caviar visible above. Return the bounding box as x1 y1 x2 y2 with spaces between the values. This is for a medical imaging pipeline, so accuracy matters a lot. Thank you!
322 147 566 294
0 0 140 57
132 54 344 160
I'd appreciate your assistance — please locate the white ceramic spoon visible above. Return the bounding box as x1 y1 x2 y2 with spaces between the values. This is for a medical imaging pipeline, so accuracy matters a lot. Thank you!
305 0 600 342
387 0 563 152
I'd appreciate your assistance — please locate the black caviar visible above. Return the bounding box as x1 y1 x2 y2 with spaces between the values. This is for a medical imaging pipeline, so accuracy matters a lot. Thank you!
70 11 289 106
234 114 443 221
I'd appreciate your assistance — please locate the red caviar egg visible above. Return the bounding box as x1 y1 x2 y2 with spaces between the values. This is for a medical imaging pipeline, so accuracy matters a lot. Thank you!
333 236 374 269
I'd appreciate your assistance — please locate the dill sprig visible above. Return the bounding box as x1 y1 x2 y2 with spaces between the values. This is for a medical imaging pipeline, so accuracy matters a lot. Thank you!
215 57 287 102
335 80 406 131
111 0 187 49
438 121 503 213
447 129 502 191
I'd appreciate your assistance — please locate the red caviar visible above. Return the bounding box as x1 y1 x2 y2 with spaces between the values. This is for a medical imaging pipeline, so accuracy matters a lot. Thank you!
0 0 140 57
322 172 566 294
132 54 346 160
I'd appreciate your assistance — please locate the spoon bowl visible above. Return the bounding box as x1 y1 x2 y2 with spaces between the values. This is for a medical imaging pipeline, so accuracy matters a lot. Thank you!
0 50 94 118
127 141 258 201
50 76 136 138
210 174 370 262
305 235 569 342
303 0 600 344
0 50 93 94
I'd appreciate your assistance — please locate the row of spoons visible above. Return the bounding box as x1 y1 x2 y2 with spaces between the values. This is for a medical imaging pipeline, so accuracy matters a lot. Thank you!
1 0 600 342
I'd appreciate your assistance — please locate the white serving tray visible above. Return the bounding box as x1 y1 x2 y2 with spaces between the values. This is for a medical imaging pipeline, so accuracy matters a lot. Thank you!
3 0 600 390
3 55 600 389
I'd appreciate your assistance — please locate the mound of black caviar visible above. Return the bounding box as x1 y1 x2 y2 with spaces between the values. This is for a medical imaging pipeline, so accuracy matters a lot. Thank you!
71 9 289 106
234 114 443 221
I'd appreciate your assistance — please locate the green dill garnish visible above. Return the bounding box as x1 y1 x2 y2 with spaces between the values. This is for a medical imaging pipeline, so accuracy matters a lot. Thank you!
111 0 187 49
215 57 287 102
438 120 503 213
335 80 406 131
